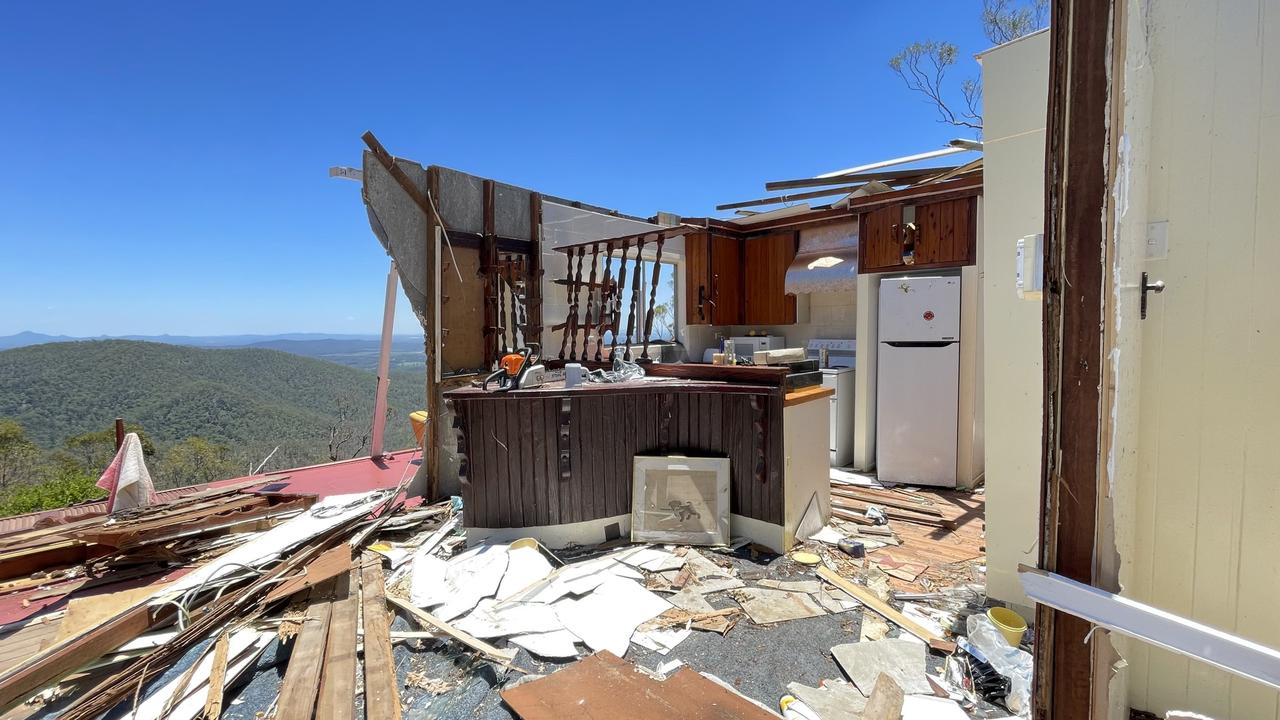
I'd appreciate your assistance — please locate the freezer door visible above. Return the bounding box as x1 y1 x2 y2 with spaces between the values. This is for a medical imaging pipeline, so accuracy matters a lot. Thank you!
875 342 959 486
878 275 961 342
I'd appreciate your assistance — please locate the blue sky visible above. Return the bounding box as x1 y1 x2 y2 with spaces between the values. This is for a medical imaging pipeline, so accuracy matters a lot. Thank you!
0 2 990 337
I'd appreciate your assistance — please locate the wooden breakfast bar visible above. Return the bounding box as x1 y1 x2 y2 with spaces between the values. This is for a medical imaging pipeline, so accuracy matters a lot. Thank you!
444 365 833 551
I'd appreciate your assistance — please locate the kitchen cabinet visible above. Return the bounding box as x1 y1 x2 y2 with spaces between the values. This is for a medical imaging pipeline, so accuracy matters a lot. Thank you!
859 197 976 273
685 231 743 325
686 230 798 326
743 232 798 325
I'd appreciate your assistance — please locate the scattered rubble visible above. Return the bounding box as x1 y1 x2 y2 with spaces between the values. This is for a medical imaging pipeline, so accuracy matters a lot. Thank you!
0 466 1024 719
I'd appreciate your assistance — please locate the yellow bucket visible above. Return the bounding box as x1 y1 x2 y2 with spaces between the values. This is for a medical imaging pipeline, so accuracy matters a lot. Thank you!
987 606 1028 647
409 410 429 446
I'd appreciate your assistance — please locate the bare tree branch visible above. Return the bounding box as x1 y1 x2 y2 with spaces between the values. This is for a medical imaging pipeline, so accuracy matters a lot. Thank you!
887 0 1047 133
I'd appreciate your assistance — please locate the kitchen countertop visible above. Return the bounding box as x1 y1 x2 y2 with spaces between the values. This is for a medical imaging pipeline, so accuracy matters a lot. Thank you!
783 385 835 407
444 377 778 399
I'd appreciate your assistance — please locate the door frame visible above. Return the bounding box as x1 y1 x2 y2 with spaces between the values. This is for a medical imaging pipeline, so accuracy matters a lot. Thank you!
1036 0 1123 717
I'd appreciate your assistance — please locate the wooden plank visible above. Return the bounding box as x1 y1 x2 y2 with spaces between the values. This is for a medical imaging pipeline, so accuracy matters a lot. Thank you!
386 597 517 665
500 651 775 720
264 543 353 604
816 567 955 653
277 582 334 720
203 632 231 720
360 556 402 720
0 602 153 712
316 571 358 720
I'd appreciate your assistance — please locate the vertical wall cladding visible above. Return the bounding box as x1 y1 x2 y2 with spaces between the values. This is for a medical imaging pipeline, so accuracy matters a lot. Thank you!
449 388 783 528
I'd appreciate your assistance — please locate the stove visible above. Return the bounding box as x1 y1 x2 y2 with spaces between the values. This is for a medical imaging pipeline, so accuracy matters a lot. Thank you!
806 338 856 373
806 339 856 466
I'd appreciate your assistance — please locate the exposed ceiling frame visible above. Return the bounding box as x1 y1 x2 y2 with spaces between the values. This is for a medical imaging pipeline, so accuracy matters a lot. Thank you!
811 145 973 179
763 166 957 192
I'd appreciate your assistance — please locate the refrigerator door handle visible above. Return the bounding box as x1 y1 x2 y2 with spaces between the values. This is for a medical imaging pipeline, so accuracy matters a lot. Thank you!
883 341 954 348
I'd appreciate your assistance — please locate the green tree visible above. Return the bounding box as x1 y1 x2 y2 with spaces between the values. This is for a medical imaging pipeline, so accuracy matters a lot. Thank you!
0 453 104 516
888 0 1047 132
63 424 157 473
159 436 240 489
0 419 40 490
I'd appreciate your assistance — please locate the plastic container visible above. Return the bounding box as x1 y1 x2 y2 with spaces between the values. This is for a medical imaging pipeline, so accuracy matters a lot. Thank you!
779 695 820 720
564 363 584 388
409 410 429 446
987 606 1028 647
966 614 1033 716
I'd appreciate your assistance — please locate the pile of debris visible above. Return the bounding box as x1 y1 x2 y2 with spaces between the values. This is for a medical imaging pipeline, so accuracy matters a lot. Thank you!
0 464 1028 720
0 477 448 719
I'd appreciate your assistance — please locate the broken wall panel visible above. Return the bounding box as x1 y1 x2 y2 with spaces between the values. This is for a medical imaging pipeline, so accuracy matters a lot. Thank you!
441 246 487 373
362 150 433 327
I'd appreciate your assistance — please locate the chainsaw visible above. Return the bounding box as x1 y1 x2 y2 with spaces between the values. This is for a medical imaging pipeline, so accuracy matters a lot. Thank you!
481 343 547 392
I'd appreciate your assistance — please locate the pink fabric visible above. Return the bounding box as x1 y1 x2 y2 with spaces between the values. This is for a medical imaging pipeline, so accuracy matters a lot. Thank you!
96 433 157 513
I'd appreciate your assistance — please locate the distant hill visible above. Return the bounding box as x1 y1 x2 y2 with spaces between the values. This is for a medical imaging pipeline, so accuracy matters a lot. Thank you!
0 332 426 371
0 331 79 350
0 340 426 473
244 337 425 372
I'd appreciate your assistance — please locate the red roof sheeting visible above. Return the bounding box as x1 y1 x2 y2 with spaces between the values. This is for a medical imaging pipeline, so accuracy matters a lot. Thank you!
0 450 421 536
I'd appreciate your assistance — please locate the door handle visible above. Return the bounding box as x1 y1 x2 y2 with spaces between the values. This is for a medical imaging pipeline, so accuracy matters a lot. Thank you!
1141 272 1165 319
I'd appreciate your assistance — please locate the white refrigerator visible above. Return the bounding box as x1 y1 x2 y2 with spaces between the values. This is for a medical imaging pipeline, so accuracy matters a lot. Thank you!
875 275 961 486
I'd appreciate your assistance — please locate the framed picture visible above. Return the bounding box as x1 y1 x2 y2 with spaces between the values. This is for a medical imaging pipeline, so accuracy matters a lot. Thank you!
630 455 730 546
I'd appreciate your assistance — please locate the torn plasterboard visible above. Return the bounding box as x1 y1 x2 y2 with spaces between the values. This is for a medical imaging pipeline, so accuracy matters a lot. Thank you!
553 576 670 658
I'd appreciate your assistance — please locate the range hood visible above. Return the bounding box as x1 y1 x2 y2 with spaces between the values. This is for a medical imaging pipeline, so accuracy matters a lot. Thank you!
785 220 858 294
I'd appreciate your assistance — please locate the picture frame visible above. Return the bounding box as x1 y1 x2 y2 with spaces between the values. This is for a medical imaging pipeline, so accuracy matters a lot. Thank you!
630 455 731 546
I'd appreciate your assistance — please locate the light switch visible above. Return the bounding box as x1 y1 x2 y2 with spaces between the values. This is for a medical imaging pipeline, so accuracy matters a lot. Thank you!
1016 234 1044 300
1146 221 1168 260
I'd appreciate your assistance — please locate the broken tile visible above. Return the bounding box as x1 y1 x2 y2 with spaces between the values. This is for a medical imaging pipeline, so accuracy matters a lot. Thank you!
786 680 867 720
757 579 821 593
683 550 734 580
814 588 859 614
730 587 826 624
860 613 891 642
861 674 906 720
684 576 745 594
666 586 716 614
831 639 932 696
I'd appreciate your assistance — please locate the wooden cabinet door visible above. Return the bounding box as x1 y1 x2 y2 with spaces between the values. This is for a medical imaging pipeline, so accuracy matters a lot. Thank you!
684 232 743 325
859 203 905 273
743 232 797 325
913 197 976 266
707 235 743 325
685 232 711 325
858 198 976 273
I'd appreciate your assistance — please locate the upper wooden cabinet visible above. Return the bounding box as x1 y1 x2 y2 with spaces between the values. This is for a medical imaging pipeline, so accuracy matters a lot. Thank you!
685 230 798 326
685 231 743 325
743 232 798 325
858 197 977 273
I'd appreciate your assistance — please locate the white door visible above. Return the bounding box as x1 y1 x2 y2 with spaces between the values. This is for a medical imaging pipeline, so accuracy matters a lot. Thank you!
876 342 959 486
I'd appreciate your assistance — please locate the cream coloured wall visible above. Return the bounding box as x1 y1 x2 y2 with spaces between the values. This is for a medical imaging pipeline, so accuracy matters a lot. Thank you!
1114 0 1280 716
977 30 1049 607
